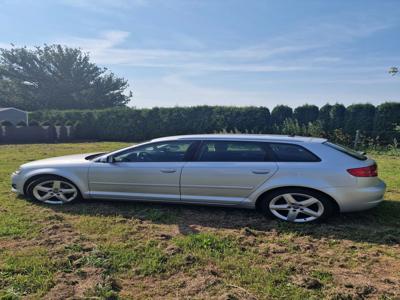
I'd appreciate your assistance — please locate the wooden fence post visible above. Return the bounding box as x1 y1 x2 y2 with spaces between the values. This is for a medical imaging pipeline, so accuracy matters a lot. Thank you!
354 130 360 149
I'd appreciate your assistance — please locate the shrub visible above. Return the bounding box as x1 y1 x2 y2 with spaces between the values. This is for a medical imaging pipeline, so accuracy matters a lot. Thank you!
318 104 332 131
29 120 40 126
281 118 303 136
40 121 52 126
16 121 27 127
271 105 293 130
26 103 400 146
345 103 375 135
0 120 13 126
329 103 346 130
294 104 319 125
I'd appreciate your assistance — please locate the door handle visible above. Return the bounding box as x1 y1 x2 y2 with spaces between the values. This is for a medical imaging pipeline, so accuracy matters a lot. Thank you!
160 168 177 173
251 169 270 174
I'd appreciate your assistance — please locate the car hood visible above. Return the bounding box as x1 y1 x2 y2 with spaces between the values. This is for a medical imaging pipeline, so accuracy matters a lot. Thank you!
21 153 103 168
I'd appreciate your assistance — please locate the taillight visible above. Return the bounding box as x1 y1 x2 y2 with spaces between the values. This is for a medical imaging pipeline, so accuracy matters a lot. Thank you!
347 164 378 177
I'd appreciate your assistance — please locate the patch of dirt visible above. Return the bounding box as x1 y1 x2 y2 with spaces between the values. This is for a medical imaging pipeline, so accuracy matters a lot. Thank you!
1 211 107 299
118 267 262 300
293 275 323 290
119 270 227 299
44 267 104 300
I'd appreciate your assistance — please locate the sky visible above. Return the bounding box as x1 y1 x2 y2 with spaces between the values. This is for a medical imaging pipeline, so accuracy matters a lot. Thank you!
0 0 399 109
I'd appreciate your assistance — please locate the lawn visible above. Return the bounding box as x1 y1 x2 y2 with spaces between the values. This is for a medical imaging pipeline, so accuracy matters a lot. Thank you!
0 143 399 299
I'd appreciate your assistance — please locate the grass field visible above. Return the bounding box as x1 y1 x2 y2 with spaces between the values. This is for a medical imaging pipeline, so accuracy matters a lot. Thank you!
0 142 399 299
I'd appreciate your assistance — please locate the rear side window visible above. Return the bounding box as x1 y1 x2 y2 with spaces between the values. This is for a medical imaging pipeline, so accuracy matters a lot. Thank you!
324 142 367 161
269 143 320 162
197 141 273 162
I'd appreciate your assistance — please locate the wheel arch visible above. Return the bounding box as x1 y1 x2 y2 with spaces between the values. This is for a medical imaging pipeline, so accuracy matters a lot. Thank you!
23 173 82 196
254 186 340 213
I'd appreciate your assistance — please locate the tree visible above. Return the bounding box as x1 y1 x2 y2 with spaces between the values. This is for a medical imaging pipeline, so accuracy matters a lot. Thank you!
329 103 346 130
318 103 332 131
374 102 400 132
0 44 131 110
374 102 400 141
271 105 293 128
294 104 319 125
344 103 375 135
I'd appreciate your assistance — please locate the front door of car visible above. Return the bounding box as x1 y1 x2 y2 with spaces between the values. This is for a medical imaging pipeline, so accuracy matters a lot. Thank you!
180 140 278 205
88 140 197 201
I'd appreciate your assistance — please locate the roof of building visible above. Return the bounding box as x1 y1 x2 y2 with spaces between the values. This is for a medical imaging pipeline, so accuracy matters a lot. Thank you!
0 107 28 113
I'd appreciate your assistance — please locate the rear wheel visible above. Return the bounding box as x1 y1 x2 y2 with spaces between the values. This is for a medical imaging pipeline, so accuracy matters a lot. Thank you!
259 188 335 223
27 176 81 205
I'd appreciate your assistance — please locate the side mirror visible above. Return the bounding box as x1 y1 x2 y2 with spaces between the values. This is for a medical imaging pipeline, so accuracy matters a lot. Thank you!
106 155 116 163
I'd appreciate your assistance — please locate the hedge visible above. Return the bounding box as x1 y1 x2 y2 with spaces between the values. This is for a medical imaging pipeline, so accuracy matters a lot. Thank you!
29 103 400 143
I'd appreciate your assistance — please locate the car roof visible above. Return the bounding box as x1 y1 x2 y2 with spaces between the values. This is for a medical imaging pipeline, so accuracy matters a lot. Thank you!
151 134 327 143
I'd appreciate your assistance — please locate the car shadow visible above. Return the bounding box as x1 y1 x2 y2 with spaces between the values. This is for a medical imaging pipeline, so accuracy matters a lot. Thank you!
30 196 400 246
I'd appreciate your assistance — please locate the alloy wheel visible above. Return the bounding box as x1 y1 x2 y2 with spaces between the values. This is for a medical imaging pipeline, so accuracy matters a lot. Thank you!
32 180 78 204
269 193 324 223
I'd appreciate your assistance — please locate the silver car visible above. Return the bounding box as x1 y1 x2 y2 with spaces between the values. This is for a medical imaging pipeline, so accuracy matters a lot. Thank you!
11 134 386 223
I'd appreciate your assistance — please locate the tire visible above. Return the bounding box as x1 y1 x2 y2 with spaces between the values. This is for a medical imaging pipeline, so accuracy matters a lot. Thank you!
27 175 81 205
259 188 335 223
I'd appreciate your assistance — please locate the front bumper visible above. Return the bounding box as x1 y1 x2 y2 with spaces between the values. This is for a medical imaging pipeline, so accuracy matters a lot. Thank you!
323 179 386 213
11 172 24 195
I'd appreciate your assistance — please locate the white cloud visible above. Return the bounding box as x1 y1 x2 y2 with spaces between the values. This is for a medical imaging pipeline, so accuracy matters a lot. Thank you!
57 30 317 73
62 0 148 10
55 14 394 75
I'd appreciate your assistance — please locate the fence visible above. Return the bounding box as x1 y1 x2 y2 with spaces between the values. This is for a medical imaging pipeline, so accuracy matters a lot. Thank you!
0 125 73 144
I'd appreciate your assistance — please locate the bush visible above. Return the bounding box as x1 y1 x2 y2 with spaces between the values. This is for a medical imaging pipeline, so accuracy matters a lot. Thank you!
40 121 52 126
294 104 319 125
27 103 400 146
29 120 40 126
281 118 303 136
345 103 375 135
318 104 332 131
0 120 13 126
374 102 400 142
329 103 346 130
271 105 293 130
16 121 27 127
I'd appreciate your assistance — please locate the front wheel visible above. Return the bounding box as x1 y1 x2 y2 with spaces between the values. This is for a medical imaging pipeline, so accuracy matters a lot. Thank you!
259 188 335 223
27 176 81 205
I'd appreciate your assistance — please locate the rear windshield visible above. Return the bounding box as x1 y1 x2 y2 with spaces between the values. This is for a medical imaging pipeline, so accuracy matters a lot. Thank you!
324 142 367 161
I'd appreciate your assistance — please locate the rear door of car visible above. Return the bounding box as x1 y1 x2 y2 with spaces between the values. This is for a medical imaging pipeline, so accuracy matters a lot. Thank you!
180 140 278 205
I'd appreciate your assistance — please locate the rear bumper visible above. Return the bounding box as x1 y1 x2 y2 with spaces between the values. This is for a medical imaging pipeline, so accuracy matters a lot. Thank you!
323 180 386 213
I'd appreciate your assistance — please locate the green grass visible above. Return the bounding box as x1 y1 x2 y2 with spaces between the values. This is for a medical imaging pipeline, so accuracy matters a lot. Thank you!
0 142 399 299
0 247 56 298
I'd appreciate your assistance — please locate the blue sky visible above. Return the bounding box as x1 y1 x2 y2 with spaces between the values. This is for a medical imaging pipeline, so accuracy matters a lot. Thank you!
0 0 399 109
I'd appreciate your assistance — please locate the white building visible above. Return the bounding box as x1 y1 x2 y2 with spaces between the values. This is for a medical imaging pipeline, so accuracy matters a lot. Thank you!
0 107 28 125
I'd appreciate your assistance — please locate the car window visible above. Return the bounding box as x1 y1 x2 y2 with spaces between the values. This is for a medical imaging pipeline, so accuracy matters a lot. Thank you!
269 143 320 162
197 141 272 162
113 141 194 162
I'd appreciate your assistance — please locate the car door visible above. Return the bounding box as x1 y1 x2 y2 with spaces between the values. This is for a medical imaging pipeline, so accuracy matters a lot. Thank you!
180 140 278 205
88 140 197 201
